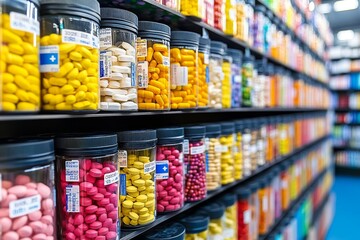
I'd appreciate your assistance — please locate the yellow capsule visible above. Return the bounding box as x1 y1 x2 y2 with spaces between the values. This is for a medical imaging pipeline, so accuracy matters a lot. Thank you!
86 83 98 92
2 102 16 111
147 85 160 95
73 101 91 110
48 86 61 95
75 91 86 101
23 55 38 63
149 80 165 90
15 89 29 102
40 36 50 45
78 70 88 81
155 95 164 106
129 212 139 221
85 92 97 102
149 60 157 68
153 52 163 64
181 48 195 55
79 47 93 59
59 43 76 53
22 42 37 55
146 47 154 62
65 95 76 104
69 51 82 61
3 29 23 44
73 62 83 70
28 92 40 104
67 68 79 79
55 102 73 110
69 80 81 88
6 53 24 65
17 102 36 111
27 76 40 86
49 34 61 44
153 43 167 52
49 77 67 87
8 44 24 55
60 84 75 95
23 64 40 78
3 94 19 104
42 104 55 110
14 75 31 91
54 62 74 77
170 48 181 61
81 59 92 69
3 73 14 83
87 68 96 76
50 94 64 105
43 94 54 104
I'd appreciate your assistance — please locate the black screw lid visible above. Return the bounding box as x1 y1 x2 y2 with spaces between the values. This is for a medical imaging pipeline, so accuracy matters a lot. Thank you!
204 124 221 137
221 193 237 207
210 41 226 56
199 37 211 53
235 120 246 132
100 8 138 34
156 127 184 145
220 122 235 135
171 31 200 47
145 223 185 240
227 48 243 65
117 130 157 150
138 21 171 41
184 126 205 138
199 202 225 219
180 214 209 234
236 187 251 199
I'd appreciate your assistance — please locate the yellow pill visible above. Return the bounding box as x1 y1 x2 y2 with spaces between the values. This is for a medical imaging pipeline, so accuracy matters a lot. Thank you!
155 95 164 106
73 62 83 70
17 102 36 111
69 51 82 61
170 48 181 61
23 55 37 63
77 70 88 81
146 47 154 62
139 213 150 221
14 75 30 90
50 94 64 105
43 94 54 104
55 102 72 110
141 173 152 180
48 86 61 95
49 77 67 87
180 49 195 55
126 195 136 202
3 73 14 83
23 64 40 78
59 43 76 53
136 195 148 203
22 42 37 55
79 47 93 59
128 167 141 175
149 80 165 90
137 186 146 192
130 219 138 226
139 215 154 225
3 29 22 44
122 200 134 208
65 95 77 104
130 175 140 182
2 102 16 111
147 193 155 200
126 186 138 193
122 216 131 225
3 94 19 103
67 68 79 79
40 36 50 45
75 91 86 101
133 161 144 169
147 85 160 95
145 200 154 208
54 62 74 77
73 100 91 110
128 191 139 198
81 59 92 69
42 104 54 110
60 84 75 95
138 207 149 215
138 90 154 99
68 80 81 88
145 180 154 187
49 33 61 44
6 52 24 64
27 76 40 86
8 44 24 55
146 186 155 192
133 202 145 209
3 83 17 94
153 52 163 63
28 92 40 104
153 43 167 52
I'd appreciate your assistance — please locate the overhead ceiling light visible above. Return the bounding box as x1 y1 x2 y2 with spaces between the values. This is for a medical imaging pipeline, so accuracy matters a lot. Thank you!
337 30 355 41
317 3 332 13
334 0 358 12
309 1 315 11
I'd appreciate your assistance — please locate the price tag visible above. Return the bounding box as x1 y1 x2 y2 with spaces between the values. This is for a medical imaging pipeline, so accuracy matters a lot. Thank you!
118 150 128 167
9 195 41 218
136 38 147 58
100 28 112 48
171 65 188 86
104 171 119 186
66 185 80 213
183 140 189 154
65 160 79 182
144 161 156 174
137 61 149 88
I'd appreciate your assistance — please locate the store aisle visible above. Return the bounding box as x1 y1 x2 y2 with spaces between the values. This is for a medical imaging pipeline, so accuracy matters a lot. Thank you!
327 175 360 240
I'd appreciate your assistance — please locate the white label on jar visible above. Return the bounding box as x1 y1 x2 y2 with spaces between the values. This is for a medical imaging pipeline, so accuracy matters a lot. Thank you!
250 145 257 153
66 185 80 213
204 53 210 64
10 12 39 35
221 145 228 153
104 171 119 186
131 62 136 87
100 51 112 79
9 194 41 218
163 56 170 67
234 75 242 83
171 65 188 86
65 160 79 182
223 228 234 238
214 66 223 74
215 144 222 153
208 234 223 240
118 150 128 167
40 45 60 73
100 28 112 48
205 138 210 151
62 29 99 49
155 160 169 179
232 146 238 153
191 145 205 155
136 38 147 58
244 209 251 223
243 133 251 142
183 140 189 154
0 174 2 201
144 161 156 174
137 61 149 88
263 196 268 212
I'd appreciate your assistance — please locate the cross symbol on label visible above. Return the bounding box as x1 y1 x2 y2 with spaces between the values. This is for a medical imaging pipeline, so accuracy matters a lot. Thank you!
49 55 56 62
163 166 167 172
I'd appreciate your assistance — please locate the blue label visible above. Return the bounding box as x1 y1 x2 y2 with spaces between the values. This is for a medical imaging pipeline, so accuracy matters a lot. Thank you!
120 174 126 195
40 53 58 65
156 161 169 179
100 59 105 78
205 153 209 172
206 66 210 83
131 62 136 87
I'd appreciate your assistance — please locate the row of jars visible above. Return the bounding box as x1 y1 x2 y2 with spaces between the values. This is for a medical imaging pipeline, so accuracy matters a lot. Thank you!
0 0 330 113
143 140 331 240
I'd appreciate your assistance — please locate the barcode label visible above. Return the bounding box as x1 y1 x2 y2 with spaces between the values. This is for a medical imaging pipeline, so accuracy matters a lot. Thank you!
100 28 112 48
65 160 79 182
118 150 128 167
66 185 80 213
136 38 147 58
104 171 119 186
137 61 149 88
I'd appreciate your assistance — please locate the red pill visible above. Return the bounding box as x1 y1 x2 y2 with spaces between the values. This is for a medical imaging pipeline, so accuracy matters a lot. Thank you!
85 205 98 214
92 162 103 170
80 197 92 207
85 229 98 238
157 204 165 212
103 218 112 228
96 207 106 215
106 231 117 240
85 214 96 224
98 198 110 206
90 221 102 230
87 187 98 196
101 167 111 175
105 203 115 212
92 193 104 201
90 169 102 178
98 227 109 236
74 214 84 225
108 210 117 220
98 213 107 222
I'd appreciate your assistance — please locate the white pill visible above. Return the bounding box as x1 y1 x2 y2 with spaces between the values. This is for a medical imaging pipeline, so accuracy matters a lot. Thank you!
117 62 132 67
101 50 112 56
101 88 127 96
111 89 128 95
108 47 126 56
111 72 124 80
111 66 131 74
111 56 118 62
118 55 135 62
107 102 122 110
126 49 136 56
127 88 137 94
102 96 114 102
120 78 132 88
122 102 138 110
121 42 134 50
113 94 129 102
100 102 108 110
108 81 121 89
99 80 109 88
127 93 137 100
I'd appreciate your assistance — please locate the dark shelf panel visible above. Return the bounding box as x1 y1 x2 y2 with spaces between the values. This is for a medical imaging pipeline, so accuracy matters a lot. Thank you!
333 146 360 151
119 135 329 239
335 165 360 176
331 56 360 61
331 71 360 76
334 108 360 112
0 108 328 138
331 89 360 92
334 122 360 126
98 0 329 89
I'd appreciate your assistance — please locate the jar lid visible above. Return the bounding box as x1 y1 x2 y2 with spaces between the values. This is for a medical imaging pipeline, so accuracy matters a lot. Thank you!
221 193 237 207
199 37 211 52
0 139 54 169
220 122 235 135
184 126 205 138
100 8 138 34
117 130 157 149
199 202 225 219
156 127 184 145
236 187 251 199
145 223 185 240
171 31 200 47
210 41 226 56
138 21 171 41
204 124 221 136
227 48 242 64
180 214 209 234
41 0 100 24
255 5 266 13
55 134 118 157
248 182 258 192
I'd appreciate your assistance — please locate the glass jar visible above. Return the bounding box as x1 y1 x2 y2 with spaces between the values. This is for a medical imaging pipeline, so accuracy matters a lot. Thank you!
242 54 253 107
155 127 185 213
1 0 40 112
199 202 225 238
180 214 210 240
222 55 232 109
0 139 55 240
227 49 242 108
258 178 269 235
117 130 157 227
99 8 138 111
55 134 119 239
235 0 248 42
184 126 206 202
170 31 200 110
236 187 251 240
273 168 282 221
253 5 265 52
220 122 235 185
137 21 171 111
224 0 236 36
280 162 290 211
245 0 255 47
234 120 244 180
40 0 100 112
204 124 222 191
180 0 203 19
257 117 267 167
263 10 272 55
222 193 238 240
198 37 210 108
203 0 215 27
145 222 186 240
242 120 252 177
266 116 276 163
253 60 267 108
209 41 225 109
249 121 258 172
214 0 224 31
248 182 259 240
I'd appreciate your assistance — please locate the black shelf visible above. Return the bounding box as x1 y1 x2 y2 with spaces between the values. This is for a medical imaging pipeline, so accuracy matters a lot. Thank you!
335 165 360 176
119 135 329 240
331 56 360 61
334 122 360 126
333 146 360 151
331 89 360 92
334 108 360 112
0 108 328 139
331 71 360 76
98 0 329 89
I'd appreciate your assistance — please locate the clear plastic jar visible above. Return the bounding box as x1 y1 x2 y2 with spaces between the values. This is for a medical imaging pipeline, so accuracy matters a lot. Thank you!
137 21 171 111
40 0 100 112
199 202 225 238
204 0 215 27
248 182 259 240
222 193 238 240
181 214 210 240
209 41 225 109
184 126 206 202
1 0 40 112
253 5 265 52
204 124 222 191
99 8 138 111
155 127 185 213
0 139 55 240
198 37 210 108
249 121 258 172
257 118 267 167
280 162 290 212
55 134 119 239
170 31 200 110
224 0 236 36
242 120 252 177
236 187 251 240
145 222 186 240
117 130 157 227
220 122 235 185
227 49 242 108
258 178 269 235
222 55 232 109
214 0 224 31
242 54 254 107
245 0 255 46
235 0 248 42
234 120 244 180
180 0 203 19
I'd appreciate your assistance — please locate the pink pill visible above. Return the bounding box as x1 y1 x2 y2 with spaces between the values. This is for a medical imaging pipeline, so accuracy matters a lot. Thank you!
74 227 83 237
1 188 8 201
165 186 172 191
41 199 53 211
95 180 105 188
96 207 106 215
176 166 182 173
90 221 102 230
80 197 92 206
106 231 117 240
33 233 47 240
46 237 54 240
8 186 27 198
98 188 107 195
0 208 9 217
29 221 43 233
81 159 92 171
92 162 103 170
91 193 104 201
170 197 180 204
2 231 19 240
164 196 172 201
0 217 12 232
66 223 75 232
21 238 31 240
108 210 117 220
106 183 117 193
98 198 110 206
85 214 97 224
66 232 76 240
109 194 117 205
172 149 180 157
98 227 109 236
87 187 98 196
169 189 177 196
25 188 38 197
85 205 98 214
15 175 31 185
101 167 111 175
163 150 171 155
45 225 54 235
40 215 53 225
78 223 88 232
168 155 175 161
166 205 176 211
157 204 165 212
79 169 85 179
37 183 51 198
2 180 13 189
104 192 112 198
17 225 33 238
175 173 182 183
95 237 106 240
85 229 98 238
74 214 84 225
80 191 87 197
25 182 37 189
98 213 107 222
105 203 115 212
89 169 102 178
12 216 28 230
109 223 117 232
160 181 168 187
167 178 174 185
159 200 169 207
173 159 180 166
159 190 167 198
102 218 112 228
174 183 182 191
85 173 96 184
28 210 42 221
157 184 164 192
80 182 93 191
